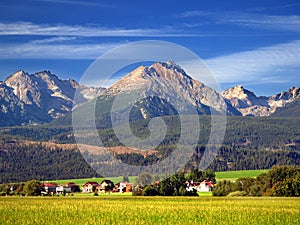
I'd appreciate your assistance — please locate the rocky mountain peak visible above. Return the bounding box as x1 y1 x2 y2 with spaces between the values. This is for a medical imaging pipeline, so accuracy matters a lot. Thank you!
290 87 300 98
223 85 300 116
104 60 239 116
222 85 257 100
107 60 200 95
0 70 100 126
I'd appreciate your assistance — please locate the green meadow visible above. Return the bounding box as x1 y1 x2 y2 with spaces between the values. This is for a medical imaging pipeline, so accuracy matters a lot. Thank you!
215 169 269 181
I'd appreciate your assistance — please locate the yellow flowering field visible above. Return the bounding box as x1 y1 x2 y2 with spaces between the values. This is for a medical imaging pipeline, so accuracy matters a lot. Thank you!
0 196 299 225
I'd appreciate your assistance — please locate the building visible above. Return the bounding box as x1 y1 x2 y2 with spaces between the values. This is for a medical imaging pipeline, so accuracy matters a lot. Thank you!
186 180 214 192
42 182 58 195
115 182 133 193
82 181 99 193
97 180 114 192
63 182 80 193
198 180 214 192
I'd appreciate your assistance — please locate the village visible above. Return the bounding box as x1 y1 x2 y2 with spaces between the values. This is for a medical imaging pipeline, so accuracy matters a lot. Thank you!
41 179 214 196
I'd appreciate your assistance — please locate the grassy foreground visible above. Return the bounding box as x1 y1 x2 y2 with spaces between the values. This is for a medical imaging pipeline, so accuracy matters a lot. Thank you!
1 196 299 225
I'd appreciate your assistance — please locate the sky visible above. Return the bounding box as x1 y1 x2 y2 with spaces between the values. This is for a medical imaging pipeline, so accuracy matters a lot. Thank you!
0 0 300 96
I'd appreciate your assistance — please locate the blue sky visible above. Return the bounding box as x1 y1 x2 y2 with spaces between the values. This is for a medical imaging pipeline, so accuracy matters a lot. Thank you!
0 0 300 95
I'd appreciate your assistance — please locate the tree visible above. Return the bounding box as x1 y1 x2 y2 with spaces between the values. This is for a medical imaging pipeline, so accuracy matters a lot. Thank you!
186 168 216 183
158 172 190 196
234 177 256 193
142 185 159 196
212 180 234 196
23 180 41 196
202 169 216 184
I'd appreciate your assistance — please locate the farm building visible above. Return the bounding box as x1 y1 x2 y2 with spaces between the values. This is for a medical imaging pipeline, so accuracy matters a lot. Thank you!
198 180 214 192
63 182 80 193
186 180 214 192
96 180 114 192
42 182 80 195
42 182 58 194
115 182 133 193
82 181 99 193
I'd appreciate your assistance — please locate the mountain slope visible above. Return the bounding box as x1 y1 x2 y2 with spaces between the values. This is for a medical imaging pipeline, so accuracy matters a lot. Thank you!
0 70 100 126
103 60 241 117
222 86 300 116
272 97 300 117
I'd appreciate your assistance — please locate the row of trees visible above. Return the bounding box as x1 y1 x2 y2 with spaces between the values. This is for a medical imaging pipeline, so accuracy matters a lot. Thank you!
133 169 216 196
0 180 41 196
213 165 300 197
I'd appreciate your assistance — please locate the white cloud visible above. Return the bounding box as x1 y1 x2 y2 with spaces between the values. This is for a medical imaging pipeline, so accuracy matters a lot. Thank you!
0 21 189 37
224 13 300 32
177 10 300 32
29 36 77 44
205 40 300 84
0 42 122 59
177 10 212 18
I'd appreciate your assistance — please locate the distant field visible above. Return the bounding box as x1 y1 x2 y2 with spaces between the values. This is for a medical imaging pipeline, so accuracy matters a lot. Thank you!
45 169 268 186
1 196 299 224
47 176 137 186
215 169 269 181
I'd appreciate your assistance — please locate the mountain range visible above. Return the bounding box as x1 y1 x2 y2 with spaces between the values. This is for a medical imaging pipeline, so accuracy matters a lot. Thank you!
0 70 100 126
0 61 299 126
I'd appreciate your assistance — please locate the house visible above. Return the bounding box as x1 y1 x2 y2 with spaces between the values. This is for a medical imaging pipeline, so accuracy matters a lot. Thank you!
56 185 64 194
115 182 133 193
82 181 99 193
42 182 58 195
63 182 80 193
186 180 214 192
43 182 80 195
198 180 214 192
97 180 114 192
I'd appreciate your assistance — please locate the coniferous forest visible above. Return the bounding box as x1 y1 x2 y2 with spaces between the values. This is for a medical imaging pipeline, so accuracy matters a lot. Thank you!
0 115 299 183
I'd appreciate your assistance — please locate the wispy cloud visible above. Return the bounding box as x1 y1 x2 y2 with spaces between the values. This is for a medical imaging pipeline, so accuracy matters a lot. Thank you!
177 10 300 32
0 41 122 59
177 10 212 18
223 13 300 32
206 40 300 84
249 3 300 13
0 21 191 37
29 36 77 44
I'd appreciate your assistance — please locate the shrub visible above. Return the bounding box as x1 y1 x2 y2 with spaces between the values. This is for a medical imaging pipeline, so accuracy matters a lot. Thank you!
23 180 41 196
142 185 159 196
213 180 234 196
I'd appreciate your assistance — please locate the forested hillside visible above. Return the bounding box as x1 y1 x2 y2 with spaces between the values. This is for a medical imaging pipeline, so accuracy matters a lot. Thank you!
0 116 299 182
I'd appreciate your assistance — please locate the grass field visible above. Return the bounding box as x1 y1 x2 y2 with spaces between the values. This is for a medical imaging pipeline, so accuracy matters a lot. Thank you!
215 169 269 181
0 196 299 225
47 176 137 186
